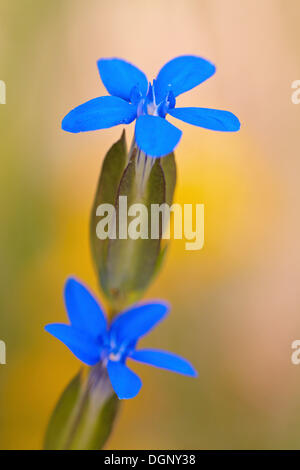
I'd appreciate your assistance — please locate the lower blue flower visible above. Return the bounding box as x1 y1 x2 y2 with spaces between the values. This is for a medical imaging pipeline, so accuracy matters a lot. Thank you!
45 277 197 399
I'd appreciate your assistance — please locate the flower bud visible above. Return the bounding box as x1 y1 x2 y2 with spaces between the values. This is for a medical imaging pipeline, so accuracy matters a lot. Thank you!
44 365 119 450
90 131 176 312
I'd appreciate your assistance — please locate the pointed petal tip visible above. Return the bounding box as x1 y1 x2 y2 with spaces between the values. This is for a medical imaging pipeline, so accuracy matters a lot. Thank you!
97 57 134 68
176 359 198 377
141 300 170 315
180 54 216 75
97 56 125 66
140 137 182 158
222 112 241 132
62 114 80 133
107 361 142 399
187 365 198 378
231 114 241 131
110 301 170 345
135 115 182 158
169 107 241 132
61 96 137 133
115 388 142 400
155 55 216 102
64 275 81 291
44 323 65 334
63 276 108 339
130 349 198 377
160 300 170 314
44 323 101 366
97 57 148 101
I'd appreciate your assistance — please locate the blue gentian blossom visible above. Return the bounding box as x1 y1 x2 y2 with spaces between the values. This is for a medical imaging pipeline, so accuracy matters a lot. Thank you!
62 56 240 157
45 278 197 399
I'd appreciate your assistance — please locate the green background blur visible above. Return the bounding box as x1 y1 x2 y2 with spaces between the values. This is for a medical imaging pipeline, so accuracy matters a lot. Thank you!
1 0 300 450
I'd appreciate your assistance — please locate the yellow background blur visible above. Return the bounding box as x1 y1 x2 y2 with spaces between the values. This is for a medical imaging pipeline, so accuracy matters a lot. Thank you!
1 0 300 450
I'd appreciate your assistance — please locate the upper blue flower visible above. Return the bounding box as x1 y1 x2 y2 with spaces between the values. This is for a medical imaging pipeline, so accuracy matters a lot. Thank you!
62 55 240 157
45 277 197 399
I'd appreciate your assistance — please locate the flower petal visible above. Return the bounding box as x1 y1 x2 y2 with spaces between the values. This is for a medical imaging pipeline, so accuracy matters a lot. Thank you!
130 349 198 376
64 277 107 339
107 360 142 399
62 96 137 133
97 58 148 102
110 302 169 345
169 107 240 131
135 115 182 157
155 55 216 103
45 324 101 366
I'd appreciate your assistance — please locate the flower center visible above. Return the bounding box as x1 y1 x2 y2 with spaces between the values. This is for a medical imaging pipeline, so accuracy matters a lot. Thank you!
108 351 121 362
101 333 132 363
131 81 176 119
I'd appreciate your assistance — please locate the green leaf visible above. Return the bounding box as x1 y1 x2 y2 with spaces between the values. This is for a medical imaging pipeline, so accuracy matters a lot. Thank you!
90 130 127 300
44 371 82 450
152 152 177 279
160 152 177 206
90 132 177 312
44 367 119 450
104 156 166 311
153 242 169 278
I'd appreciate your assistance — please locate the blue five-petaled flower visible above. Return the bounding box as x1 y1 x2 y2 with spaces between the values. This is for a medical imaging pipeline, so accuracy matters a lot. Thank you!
45 278 197 399
62 55 240 157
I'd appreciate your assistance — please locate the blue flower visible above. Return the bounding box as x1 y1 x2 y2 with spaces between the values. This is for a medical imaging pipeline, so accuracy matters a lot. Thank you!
45 277 197 399
62 56 240 157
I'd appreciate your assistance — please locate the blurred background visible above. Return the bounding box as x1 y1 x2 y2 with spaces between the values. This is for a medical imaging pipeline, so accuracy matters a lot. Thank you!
0 0 300 450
